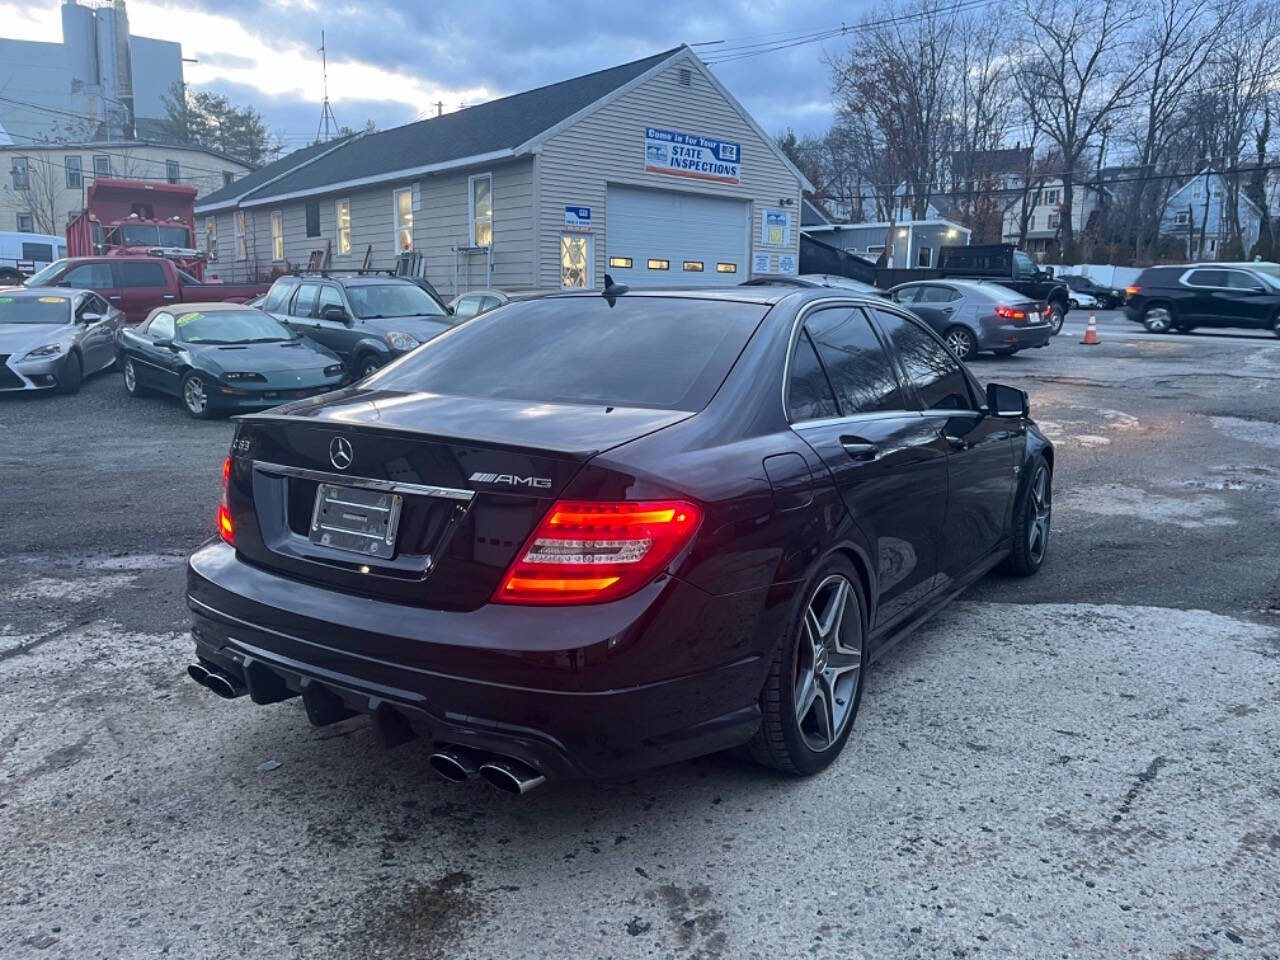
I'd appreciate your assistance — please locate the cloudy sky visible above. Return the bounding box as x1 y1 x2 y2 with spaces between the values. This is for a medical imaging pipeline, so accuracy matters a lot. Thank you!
1 0 856 150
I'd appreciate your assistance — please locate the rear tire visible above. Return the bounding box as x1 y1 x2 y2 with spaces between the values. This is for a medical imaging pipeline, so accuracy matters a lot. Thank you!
748 556 868 776
57 352 82 395
122 357 149 396
1046 301 1066 335
1000 456 1051 577
943 325 978 360
1272 313 1280 339
1068 298 1079 310
1143 306 1173 333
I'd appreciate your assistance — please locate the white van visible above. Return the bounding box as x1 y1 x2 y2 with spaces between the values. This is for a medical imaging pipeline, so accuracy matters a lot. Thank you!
0 231 68 284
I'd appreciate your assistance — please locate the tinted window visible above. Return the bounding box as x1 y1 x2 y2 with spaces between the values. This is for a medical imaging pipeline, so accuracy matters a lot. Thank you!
263 278 297 313
149 313 175 340
62 263 114 289
1186 269 1226 288
305 202 321 238
118 262 168 288
892 286 922 304
370 297 766 412
805 307 906 414
1223 270 1262 290
788 330 840 421
874 309 974 411
916 285 960 304
290 282 320 317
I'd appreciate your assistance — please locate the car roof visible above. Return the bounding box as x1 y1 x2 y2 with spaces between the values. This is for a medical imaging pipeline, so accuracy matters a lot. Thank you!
540 286 801 306
278 274 421 287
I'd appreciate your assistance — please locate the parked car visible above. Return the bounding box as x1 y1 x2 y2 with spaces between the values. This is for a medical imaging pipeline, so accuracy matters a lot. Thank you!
261 274 455 378
449 289 511 319
116 303 348 418
1124 264 1280 336
743 274 880 293
1057 273 1123 309
186 286 1053 790
887 279 1054 359
1064 286 1100 310
0 231 68 284
0 287 122 394
23 256 268 323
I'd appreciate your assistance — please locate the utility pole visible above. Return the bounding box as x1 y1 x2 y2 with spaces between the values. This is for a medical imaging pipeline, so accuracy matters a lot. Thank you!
316 30 339 142
434 101 443 118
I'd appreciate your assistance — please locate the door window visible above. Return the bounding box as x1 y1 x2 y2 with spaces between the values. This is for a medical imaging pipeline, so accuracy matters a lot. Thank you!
805 307 906 415
915 285 961 303
118 261 168 287
317 285 345 316
62 263 114 289
453 295 482 319
874 309 975 411
560 234 592 289
80 293 110 317
892 286 922 304
787 330 840 422
290 282 321 317
263 278 297 313
1222 270 1262 290
1185 269 1226 288
149 313 176 340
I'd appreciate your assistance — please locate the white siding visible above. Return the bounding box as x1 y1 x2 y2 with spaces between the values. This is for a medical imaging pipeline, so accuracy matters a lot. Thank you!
536 52 802 289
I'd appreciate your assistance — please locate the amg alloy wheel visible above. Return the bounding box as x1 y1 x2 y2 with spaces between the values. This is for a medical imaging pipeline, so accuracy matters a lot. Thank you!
1143 307 1172 333
1001 456 1052 576
944 326 977 360
749 559 867 774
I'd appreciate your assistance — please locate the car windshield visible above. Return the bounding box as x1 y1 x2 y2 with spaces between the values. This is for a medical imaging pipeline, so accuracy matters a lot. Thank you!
370 296 767 411
23 260 69 287
175 309 297 344
346 284 446 319
1252 270 1280 290
0 294 71 324
121 225 192 247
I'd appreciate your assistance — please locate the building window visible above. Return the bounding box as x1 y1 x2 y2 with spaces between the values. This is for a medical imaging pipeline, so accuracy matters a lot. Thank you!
1192 185 1202 200
1213 189 1222 200
917 246 932 268
305 201 320 238
235 210 246 260
1048 213 1060 229
608 256 632 268
469 173 492 247
1174 212 1189 226
715 262 737 274
1029 215 1036 230
866 245 885 256
93 155 111 177
65 156 83 189
68 210 79 224
682 260 704 272
394 187 413 252
205 217 217 262
271 211 284 261
16 212 34 232
647 259 670 270
11 157 29 191
1045 189 1058 205
1208 238 1217 252
223 171 235 188
166 159 180 184
336 199 351 255
560 233 591 289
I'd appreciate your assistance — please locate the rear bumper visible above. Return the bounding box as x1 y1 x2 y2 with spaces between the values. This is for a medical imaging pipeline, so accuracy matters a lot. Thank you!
977 323 1053 350
186 540 768 779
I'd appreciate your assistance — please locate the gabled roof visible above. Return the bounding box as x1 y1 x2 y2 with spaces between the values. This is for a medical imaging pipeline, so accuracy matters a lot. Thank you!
801 197 831 227
238 47 686 207
194 135 357 212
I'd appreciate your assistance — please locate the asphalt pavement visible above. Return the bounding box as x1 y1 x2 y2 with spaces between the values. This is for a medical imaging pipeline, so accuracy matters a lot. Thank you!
2 324 1279 959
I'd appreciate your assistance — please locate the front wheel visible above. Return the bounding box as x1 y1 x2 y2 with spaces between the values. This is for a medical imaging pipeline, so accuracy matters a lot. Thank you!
1046 302 1066 336
1143 307 1173 333
1001 456 1052 576
57 352 83 395
748 558 868 775
943 325 978 360
181 372 215 419
356 356 381 380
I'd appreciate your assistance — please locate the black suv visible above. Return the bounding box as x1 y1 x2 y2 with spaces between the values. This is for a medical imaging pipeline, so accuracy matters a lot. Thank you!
1124 265 1280 336
262 274 455 378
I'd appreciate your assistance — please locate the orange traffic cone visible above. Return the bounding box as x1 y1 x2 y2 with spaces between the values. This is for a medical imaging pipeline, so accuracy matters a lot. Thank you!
1080 311 1100 345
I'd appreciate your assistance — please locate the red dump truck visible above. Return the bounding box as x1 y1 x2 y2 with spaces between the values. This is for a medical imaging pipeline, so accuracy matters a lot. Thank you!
66 178 207 280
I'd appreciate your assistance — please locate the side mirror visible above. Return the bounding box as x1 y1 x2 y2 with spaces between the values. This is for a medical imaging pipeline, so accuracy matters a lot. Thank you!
80 312 103 324
986 382 1029 418
154 337 179 350
322 304 350 324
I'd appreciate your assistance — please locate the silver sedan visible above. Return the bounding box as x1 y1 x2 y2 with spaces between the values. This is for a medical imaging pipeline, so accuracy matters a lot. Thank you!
887 279 1053 360
0 288 123 394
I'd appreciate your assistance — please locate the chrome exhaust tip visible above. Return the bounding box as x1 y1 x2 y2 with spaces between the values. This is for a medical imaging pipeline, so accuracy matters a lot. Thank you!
478 757 546 795
429 746 485 783
187 662 246 699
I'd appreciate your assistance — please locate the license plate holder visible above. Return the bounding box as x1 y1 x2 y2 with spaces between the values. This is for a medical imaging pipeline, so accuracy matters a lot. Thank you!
308 483 402 558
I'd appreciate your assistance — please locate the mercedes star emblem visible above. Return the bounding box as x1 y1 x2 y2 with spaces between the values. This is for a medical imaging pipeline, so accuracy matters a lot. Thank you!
329 436 353 471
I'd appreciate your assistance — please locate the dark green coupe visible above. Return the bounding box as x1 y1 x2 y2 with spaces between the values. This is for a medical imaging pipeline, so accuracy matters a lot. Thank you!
115 303 349 418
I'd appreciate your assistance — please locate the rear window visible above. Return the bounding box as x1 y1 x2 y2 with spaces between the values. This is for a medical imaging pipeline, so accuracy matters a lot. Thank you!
369 296 766 411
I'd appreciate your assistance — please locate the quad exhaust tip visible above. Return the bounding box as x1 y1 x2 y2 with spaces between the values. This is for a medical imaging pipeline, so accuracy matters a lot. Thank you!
187 662 246 699
428 746 484 783
478 757 546 795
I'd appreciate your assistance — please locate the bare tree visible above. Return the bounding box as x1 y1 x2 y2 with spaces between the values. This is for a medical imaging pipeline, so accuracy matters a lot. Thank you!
15 156 64 235
1016 0 1148 261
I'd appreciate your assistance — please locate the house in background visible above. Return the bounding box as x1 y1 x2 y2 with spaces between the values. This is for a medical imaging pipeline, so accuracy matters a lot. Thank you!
1001 175 1110 259
1159 169 1262 260
801 218 971 268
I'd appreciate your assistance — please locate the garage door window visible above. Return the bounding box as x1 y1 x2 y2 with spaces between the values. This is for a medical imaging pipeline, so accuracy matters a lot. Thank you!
560 234 592 288
683 261 704 272
716 263 737 274
609 257 632 268
647 259 670 270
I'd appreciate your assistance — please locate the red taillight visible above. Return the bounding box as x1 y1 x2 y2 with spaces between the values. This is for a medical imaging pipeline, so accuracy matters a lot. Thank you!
218 456 234 544
493 499 703 605
1125 285 1140 296
995 305 1027 320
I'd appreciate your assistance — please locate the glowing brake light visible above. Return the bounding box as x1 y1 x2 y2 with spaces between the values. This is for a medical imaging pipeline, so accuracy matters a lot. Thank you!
218 456 234 544
1125 285 1141 296
995 305 1027 320
494 500 703 605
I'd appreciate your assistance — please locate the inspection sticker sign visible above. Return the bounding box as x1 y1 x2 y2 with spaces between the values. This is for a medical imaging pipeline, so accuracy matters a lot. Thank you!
564 205 592 230
644 127 741 184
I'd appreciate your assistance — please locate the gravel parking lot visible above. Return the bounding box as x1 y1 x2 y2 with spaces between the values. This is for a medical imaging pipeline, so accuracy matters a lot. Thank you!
3 317 1279 959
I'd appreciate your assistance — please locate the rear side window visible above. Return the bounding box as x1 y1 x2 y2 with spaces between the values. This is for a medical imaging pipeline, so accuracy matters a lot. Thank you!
805 307 906 415
263 279 297 312
1185 269 1226 287
788 331 840 421
916 285 961 304
892 286 922 304
370 296 766 412
62 263 113 289
873 309 974 411
118 261 168 287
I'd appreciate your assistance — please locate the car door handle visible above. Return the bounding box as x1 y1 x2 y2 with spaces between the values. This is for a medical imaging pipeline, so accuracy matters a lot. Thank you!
108 295 122 301
839 437 879 460
941 306 955 315
940 431 968 450
162 294 176 300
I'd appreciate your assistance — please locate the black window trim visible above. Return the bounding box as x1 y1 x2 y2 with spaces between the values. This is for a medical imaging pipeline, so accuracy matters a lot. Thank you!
868 305 984 415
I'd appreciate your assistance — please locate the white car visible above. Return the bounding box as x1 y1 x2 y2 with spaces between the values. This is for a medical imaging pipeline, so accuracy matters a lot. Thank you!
1066 287 1100 310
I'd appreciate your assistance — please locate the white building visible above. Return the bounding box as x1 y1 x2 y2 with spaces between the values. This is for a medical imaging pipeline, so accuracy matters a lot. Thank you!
1001 176 1108 258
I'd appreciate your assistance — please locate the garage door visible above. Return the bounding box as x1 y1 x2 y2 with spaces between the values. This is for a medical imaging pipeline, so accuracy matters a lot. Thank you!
605 185 749 288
